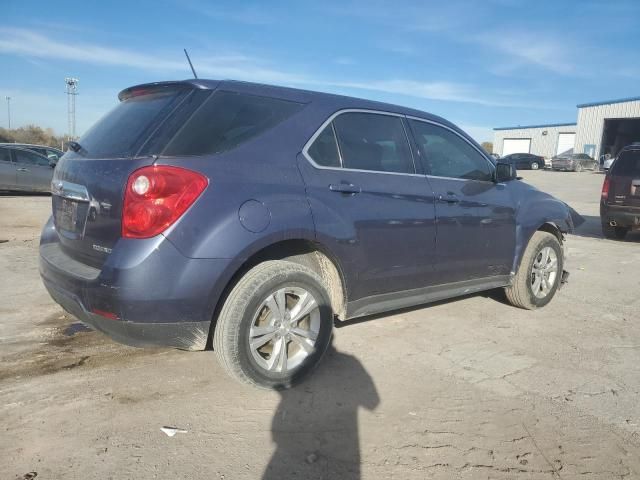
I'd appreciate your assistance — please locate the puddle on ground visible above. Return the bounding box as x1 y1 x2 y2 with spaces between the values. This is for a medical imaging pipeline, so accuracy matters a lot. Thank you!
63 322 93 336
0 311 171 382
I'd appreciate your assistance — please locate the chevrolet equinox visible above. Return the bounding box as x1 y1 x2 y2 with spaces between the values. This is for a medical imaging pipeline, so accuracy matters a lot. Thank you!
40 80 576 388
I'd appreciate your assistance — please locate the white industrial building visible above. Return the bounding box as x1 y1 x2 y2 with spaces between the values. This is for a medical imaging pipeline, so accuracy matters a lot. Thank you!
493 96 640 161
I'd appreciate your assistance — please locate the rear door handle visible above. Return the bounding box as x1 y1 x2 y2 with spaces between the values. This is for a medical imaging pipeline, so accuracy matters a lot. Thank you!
438 193 459 204
329 183 361 195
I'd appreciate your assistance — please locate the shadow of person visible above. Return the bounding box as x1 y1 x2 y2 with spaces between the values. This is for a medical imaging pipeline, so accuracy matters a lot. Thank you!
262 344 379 480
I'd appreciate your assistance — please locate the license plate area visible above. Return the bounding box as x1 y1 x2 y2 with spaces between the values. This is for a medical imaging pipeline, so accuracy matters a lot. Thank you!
53 196 89 236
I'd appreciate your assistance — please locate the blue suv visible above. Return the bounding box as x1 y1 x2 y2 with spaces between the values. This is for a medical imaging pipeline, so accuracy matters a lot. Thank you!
40 80 577 388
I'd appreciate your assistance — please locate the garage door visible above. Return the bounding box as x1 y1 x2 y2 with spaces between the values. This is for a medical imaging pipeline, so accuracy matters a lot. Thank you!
556 133 575 155
502 138 531 156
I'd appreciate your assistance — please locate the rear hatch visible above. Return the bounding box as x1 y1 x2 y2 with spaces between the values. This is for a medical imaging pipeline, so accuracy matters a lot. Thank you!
608 149 640 208
52 82 213 268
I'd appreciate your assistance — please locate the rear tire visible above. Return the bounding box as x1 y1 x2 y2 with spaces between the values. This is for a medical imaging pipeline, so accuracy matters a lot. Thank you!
602 222 629 240
213 260 333 389
505 231 563 310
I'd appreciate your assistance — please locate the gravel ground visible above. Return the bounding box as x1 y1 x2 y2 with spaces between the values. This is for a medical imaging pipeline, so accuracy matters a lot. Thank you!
1 170 640 480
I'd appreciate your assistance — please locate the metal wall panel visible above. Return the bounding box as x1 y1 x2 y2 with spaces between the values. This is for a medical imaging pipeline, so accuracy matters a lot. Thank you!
574 101 640 159
493 125 577 158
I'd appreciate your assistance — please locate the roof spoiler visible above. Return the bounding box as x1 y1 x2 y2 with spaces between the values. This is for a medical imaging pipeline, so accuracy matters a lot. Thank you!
117 80 216 101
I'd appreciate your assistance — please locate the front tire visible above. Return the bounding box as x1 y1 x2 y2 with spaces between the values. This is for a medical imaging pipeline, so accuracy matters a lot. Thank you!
505 231 563 310
213 261 333 389
531 162 539 170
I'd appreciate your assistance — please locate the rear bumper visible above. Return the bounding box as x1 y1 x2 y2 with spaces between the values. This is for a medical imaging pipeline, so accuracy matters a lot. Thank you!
43 279 210 349
39 216 234 350
600 203 640 228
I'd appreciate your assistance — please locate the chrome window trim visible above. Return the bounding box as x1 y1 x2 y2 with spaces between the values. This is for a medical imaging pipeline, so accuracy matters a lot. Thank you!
406 115 496 183
302 109 424 178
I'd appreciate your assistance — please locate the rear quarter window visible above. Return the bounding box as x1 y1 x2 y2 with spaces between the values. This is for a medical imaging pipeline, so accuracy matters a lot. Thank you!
161 91 304 156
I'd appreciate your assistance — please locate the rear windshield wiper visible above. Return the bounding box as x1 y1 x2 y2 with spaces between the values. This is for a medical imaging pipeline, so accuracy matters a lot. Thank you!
67 141 87 155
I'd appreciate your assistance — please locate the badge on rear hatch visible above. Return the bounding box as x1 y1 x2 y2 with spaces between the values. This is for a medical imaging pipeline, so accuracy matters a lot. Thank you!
92 244 112 254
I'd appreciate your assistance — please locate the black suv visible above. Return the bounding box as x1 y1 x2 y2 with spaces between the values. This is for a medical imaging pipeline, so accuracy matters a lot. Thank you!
601 144 640 239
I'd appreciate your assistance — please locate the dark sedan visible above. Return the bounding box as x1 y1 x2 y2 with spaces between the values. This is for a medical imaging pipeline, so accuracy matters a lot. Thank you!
501 153 545 170
551 153 597 172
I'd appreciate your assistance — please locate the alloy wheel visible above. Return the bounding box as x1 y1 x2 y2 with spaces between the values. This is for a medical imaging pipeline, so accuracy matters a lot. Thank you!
248 287 321 373
530 247 558 299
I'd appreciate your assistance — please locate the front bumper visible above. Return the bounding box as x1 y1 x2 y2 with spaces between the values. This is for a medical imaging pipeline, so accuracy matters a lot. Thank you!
39 217 233 350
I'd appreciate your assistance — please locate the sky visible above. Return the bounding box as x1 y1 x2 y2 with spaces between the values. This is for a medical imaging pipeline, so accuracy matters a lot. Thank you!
2 0 639 143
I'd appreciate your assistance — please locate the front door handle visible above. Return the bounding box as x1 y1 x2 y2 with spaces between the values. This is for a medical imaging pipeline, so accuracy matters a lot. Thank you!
438 193 459 204
17 168 29 172
329 183 361 195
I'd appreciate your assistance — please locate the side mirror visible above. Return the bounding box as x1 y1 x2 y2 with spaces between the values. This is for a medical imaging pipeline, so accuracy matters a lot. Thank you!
49 159 57 168
495 162 516 182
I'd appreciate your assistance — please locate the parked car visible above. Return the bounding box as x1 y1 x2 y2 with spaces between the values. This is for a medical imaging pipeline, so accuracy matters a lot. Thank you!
551 153 598 172
0 144 56 192
501 153 545 170
490 153 500 160
0 143 64 164
40 79 577 389
601 144 640 239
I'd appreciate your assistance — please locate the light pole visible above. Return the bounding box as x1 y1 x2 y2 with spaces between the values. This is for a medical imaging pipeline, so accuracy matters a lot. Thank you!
5 96 10 129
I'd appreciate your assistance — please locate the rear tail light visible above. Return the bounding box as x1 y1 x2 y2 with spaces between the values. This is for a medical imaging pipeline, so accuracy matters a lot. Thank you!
601 176 610 200
122 166 208 239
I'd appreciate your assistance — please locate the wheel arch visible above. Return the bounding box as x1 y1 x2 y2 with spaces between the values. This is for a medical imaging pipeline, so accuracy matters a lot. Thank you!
207 238 348 347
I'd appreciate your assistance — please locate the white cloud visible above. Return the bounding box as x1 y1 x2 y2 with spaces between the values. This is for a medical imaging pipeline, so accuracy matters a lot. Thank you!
458 124 494 143
179 1 275 25
0 28 305 85
475 32 576 75
0 27 564 134
327 79 558 109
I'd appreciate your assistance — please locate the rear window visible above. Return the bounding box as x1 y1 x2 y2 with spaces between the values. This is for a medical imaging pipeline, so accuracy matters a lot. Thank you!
162 91 303 156
76 87 188 158
612 150 640 176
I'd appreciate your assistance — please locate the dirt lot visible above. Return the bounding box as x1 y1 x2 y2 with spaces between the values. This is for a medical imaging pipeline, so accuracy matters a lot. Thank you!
2 171 640 479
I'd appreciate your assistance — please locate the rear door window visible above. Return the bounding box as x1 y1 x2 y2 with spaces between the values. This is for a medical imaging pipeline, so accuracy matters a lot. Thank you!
14 149 50 167
612 150 640 176
409 120 492 181
162 91 304 156
332 112 414 174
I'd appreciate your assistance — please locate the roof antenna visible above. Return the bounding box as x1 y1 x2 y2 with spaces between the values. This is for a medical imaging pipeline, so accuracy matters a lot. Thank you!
183 48 198 79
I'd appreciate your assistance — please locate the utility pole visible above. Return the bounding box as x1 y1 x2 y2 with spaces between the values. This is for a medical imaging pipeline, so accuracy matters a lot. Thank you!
5 96 10 129
65 78 79 140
